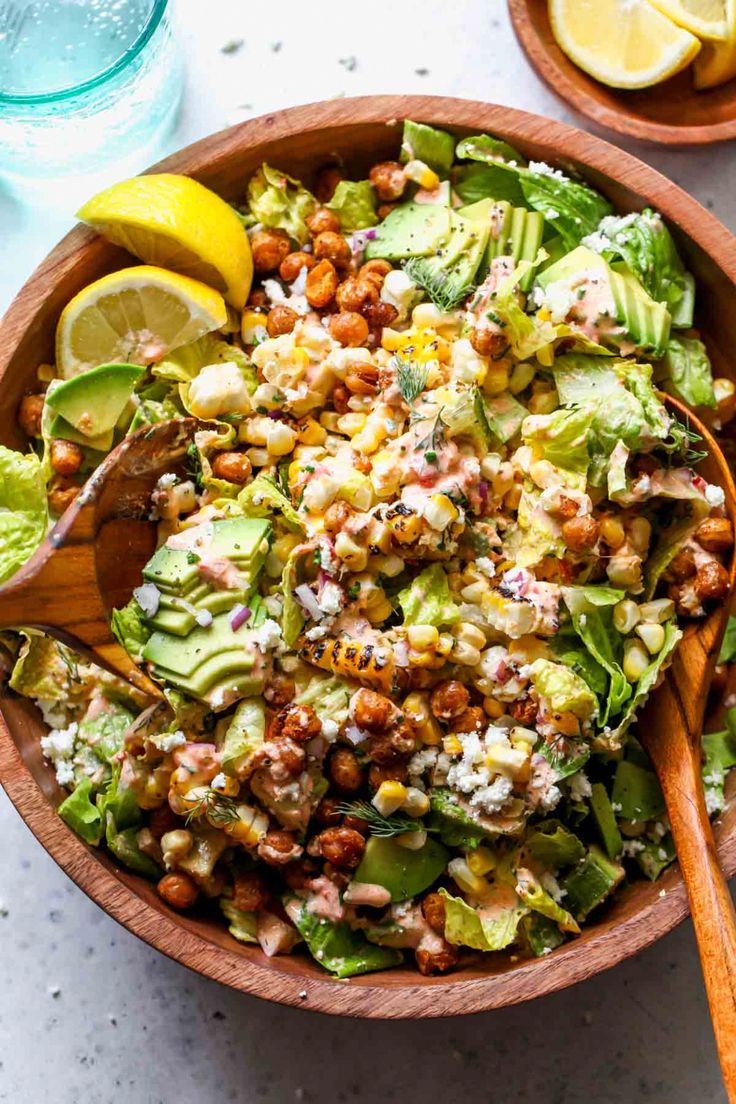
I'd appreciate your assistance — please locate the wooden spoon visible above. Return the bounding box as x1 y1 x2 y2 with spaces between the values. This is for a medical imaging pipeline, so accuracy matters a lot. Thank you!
639 396 736 1101
0 418 196 699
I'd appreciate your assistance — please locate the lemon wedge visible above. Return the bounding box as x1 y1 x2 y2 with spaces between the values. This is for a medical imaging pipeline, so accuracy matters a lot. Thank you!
56 265 228 378
77 174 253 311
648 0 729 40
693 0 736 86
549 0 702 89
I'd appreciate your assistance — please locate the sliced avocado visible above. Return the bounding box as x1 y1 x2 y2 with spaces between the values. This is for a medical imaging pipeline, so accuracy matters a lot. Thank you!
428 788 499 848
482 204 543 291
401 203 492 302
589 782 623 860
153 650 258 698
143 518 270 593
484 200 513 262
48 412 114 452
561 846 625 921
352 836 449 902
610 262 671 358
519 912 565 957
46 363 146 439
365 202 452 261
143 610 257 678
147 586 252 636
400 120 456 176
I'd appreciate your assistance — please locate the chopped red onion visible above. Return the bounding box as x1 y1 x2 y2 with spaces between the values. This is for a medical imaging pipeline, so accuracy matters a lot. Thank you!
294 583 322 620
229 604 252 630
344 724 368 746
478 480 489 500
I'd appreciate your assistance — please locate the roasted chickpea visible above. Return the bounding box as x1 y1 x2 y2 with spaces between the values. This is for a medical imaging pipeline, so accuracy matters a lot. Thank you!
551 495 580 520
561 515 600 553
148 804 180 840
695 517 734 554
316 826 366 870
430 680 470 721
470 326 507 358
421 892 447 935
510 696 538 725
266 305 299 337
210 450 253 485
248 288 268 309
315 166 344 204
279 251 315 283
449 706 486 733
283 859 318 890
305 259 339 309
232 870 270 912
368 761 409 789
314 796 344 827
336 275 379 314
313 230 352 271
306 207 340 236
50 438 84 476
363 300 399 330
251 228 291 274
157 872 198 911
331 383 351 414
48 480 79 516
328 746 364 793
324 500 353 533
280 703 322 744
263 674 296 708
258 830 303 866
415 943 460 976
666 546 697 583
322 861 352 889
369 161 406 202
17 393 44 438
345 362 379 394
341 814 370 835
359 259 392 289
329 311 369 347
367 723 417 763
352 688 394 733
694 560 730 602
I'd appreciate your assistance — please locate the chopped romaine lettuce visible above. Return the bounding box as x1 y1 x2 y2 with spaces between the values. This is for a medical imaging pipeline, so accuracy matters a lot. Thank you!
702 715 736 817
515 867 579 933
529 659 597 721
526 819 585 868
455 133 526 168
561 587 630 727
9 634 80 701
401 120 456 175
327 180 378 230
79 701 134 764
154 334 256 389
111 597 151 663
237 472 304 532
605 620 682 746
439 888 526 951
719 617 736 665
0 445 48 584
247 164 317 245
58 778 103 845
662 335 716 409
562 846 625 920
220 698 265 777
398 563 460 628
589 782 623 859
220 898 258 943
286 898 402 977
294 674 351 732
522 404 593 475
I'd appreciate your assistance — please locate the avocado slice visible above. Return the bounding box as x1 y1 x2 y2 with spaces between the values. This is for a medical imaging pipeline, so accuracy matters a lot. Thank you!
143 610 257 679
589 782 623 860
365 202 452 261
46 363 146 439
48 412 114 452
147 586 253 636
352 836 449 902
561 846 625 921
143 518 270 594
483 204 544 290
400 120 456 176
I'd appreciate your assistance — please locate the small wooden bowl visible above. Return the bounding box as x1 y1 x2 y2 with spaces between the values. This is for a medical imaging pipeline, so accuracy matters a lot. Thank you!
509 0 736 145
2 96 736 1018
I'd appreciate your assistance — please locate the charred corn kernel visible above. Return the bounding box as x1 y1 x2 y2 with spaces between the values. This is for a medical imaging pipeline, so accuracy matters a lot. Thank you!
266 421 298 456
636 621 665 655
245 447 270 468
402 787 430 817
480 453 502 480
371 552 405 577
409 649 444 671
437 632 455 657
483 363 510 396
628 516 652 554
423 493 459 532
403 158 440 190
407 625 440 650
509 361 535 394
454 621 486 650
223 804 269 847
160 829 193 869
443 734 463 756
504 484 522 511
336 412 367 437
372 780 408 816
613 599 640 634
529 459 556 489
298 417 327 445
623 639 650 683
600 516 626 549
380 327 403 352
466 845 496 876
339 473 373 511
211 774 240 797
241 309 268 344
483 696 505 719
319 411 342 433
461 580 489 603
485 742 529 777
366 597 392 624
638 598 675 624
527 389 558 415
366 517 391 554
334 531 368 572
403 692 443 745
385 505 423 544
448 857 488 897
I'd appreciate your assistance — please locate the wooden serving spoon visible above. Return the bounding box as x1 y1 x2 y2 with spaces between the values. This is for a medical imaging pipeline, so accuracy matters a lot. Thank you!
0 418 196 699
639 396 736 1101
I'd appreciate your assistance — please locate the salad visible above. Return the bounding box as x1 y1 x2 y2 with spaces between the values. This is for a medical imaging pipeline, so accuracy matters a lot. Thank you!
2 118 735 978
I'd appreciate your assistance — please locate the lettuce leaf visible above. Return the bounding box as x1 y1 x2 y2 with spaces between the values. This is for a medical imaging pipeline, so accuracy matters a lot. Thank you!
522 404 593 475
529 659 598 721
9 634 78 701
58 777 103 845
439 888 526 951
237 473 304 532
294 673 351 731
398 563 460 628
403 120 457 174
0 445 48 584
220 898 258 943
455 133 526 169
606 619 682 746
515 867 580 933
111 598 151 663
327 180 377 230
662 335 716 409
561 586 630 726
220 697 265 777
719 616 736 665
285 898 402 977
247 164 317 245
153 334 255 388
526 819 585 868
78 701 134 764
702 713 736 816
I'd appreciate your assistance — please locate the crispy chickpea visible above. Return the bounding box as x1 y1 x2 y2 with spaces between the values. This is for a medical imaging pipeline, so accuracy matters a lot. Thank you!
157 872 198 911
50 438 84 476
694 560 730 602
421 892 447 935
314 230 352 271
552 495 580 520
363 300 399 330
341 814 370 835
248 288 268 309
345 362 379 394
305 259 339 309
666 546 697 583
316 826 366 870
336 275 379 313
331 383 351 414
258 829 303 866
369 161 406 202
279 251 315 283
322 861 352 889
283 859 318 890
314 796 343 827
352 688 394 733
470 326 507 358
315 166 344 204
510 697 538 725
17 393 44 438
367 723 417 763
232 870 270 912
263 733 305 776
359 259 392 289
431 680 470 721
306 207 341 237
263 674 296 708
561 515 600 553
210 450 253 485
148 805 181 840
280 703 322 744
251 228 291 274
48 480 79 516
329 311 369 347
368 761 409 789
266 305 299 337
328 746 364 793
695 517 734 554
415 943 460 976
449 706 486 734
324 500 353 533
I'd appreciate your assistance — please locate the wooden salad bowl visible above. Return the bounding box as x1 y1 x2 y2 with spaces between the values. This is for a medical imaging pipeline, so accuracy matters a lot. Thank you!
2 96 736 1019
508 0 736 146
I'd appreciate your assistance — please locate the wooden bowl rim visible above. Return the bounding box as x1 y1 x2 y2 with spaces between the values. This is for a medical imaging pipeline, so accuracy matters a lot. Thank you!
2 94 736 1018
508 0 736 146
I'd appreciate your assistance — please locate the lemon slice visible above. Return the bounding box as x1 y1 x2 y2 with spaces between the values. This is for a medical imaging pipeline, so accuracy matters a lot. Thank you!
694 0 736 86
77 174 253 311
550 0 702 90
56 265 228 378
648 0 729 40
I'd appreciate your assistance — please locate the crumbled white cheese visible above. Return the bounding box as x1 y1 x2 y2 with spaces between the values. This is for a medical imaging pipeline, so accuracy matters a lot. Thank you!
252 618 283 652
317 582 343 617
568 770 592 802
446 726 516 815
211 772 228 792
705 483 725 508
152 730 186 753
321 719 339 741
622 839 646 857
476 556 496 578
305 625 329 641
41 722 79 786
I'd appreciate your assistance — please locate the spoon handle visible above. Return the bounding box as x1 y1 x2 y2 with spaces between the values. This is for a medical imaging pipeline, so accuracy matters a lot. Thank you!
651 678 736 1101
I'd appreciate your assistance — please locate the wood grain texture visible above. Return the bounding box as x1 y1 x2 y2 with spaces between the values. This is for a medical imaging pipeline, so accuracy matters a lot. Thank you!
508 0 736 146
1 96 736 1018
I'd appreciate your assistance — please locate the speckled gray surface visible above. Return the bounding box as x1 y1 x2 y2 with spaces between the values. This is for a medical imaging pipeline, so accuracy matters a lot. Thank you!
1 2 735 1101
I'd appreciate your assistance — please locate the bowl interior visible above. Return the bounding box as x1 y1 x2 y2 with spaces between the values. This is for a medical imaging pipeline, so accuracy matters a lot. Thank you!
508 0 736 145
2 96 736 1017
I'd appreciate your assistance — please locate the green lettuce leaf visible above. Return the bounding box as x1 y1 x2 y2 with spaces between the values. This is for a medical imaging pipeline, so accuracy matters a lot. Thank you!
529 659 597 721
98 768 160 878
398 563 460 628
439 888 526 951
247 164 317 245
702 713 736 816
220 898 258 943
0 445 48 584
327 180 378 230
237 473 304 532
220 697 265 777
515 867 580 932
561 586 630 726
58 777 103 845
526 819 585 868
403 120 457 174
154 334 256 388
455 133 526 168
661 335 716 409
78 701 134 764
9 634 79 701
286 899 402 977
294 674 351 731
522 404 593 474
111 598 151 663
719 616 736 664
606 619 682 746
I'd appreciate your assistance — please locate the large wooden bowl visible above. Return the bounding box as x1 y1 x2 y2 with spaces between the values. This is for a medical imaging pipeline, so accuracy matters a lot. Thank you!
508 0 736 146
1 96 736 1019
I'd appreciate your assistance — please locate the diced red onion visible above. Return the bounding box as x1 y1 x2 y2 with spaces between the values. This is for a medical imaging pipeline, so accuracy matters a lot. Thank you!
478 480 489 500
294 583 322 620
229 604 252 630
133 583 161 618
344 723 368 746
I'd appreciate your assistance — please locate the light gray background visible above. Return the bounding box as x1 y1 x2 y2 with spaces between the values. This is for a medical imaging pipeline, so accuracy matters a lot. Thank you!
1 2 733 1101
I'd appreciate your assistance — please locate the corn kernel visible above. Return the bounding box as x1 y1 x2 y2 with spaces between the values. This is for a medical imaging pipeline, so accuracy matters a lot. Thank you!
407 624 440 650
380 327 403 352
600 516 626 549
246 447 270 468
461 580 489 603
437 633 455 657
336 412 367 438
447 857 488 897
527 389 558 415
454 621 486 650
503 485 522 510
636 621 665 655
334 531 368 572
403 159 440 190
412 303 456 330
370 552 405 577
241 309 268 345
402 787 430 817
483 363 510 396
638 598 675 624
607 554 642 590
366 597 392 624
483 696 505 719
298 417 327 445
451 640 481 667
715 377 735 404
319 411 342 432
623 639 650 682
37 362 56 384
628 516 652 554
510 726 537 748
266 421 298 456
509 361 535 395
443 734 463 756
223 804 269 847
423 493 459 532
372 780 407 816
339 474 373 511
386 508 423 543
465 846 496 877
161 829 193 869
613 599 640 634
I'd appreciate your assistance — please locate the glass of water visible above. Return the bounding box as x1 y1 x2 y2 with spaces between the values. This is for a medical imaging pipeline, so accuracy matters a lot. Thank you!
0 0 183 186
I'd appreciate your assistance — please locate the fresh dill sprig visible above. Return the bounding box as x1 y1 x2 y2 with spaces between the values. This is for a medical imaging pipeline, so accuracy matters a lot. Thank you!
395 352 429 408
402 258 474 312
664 413 708 467
56 643 81 684
413 407 446 463
185 788 240 827
185 441 205 491
335 800 423 838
